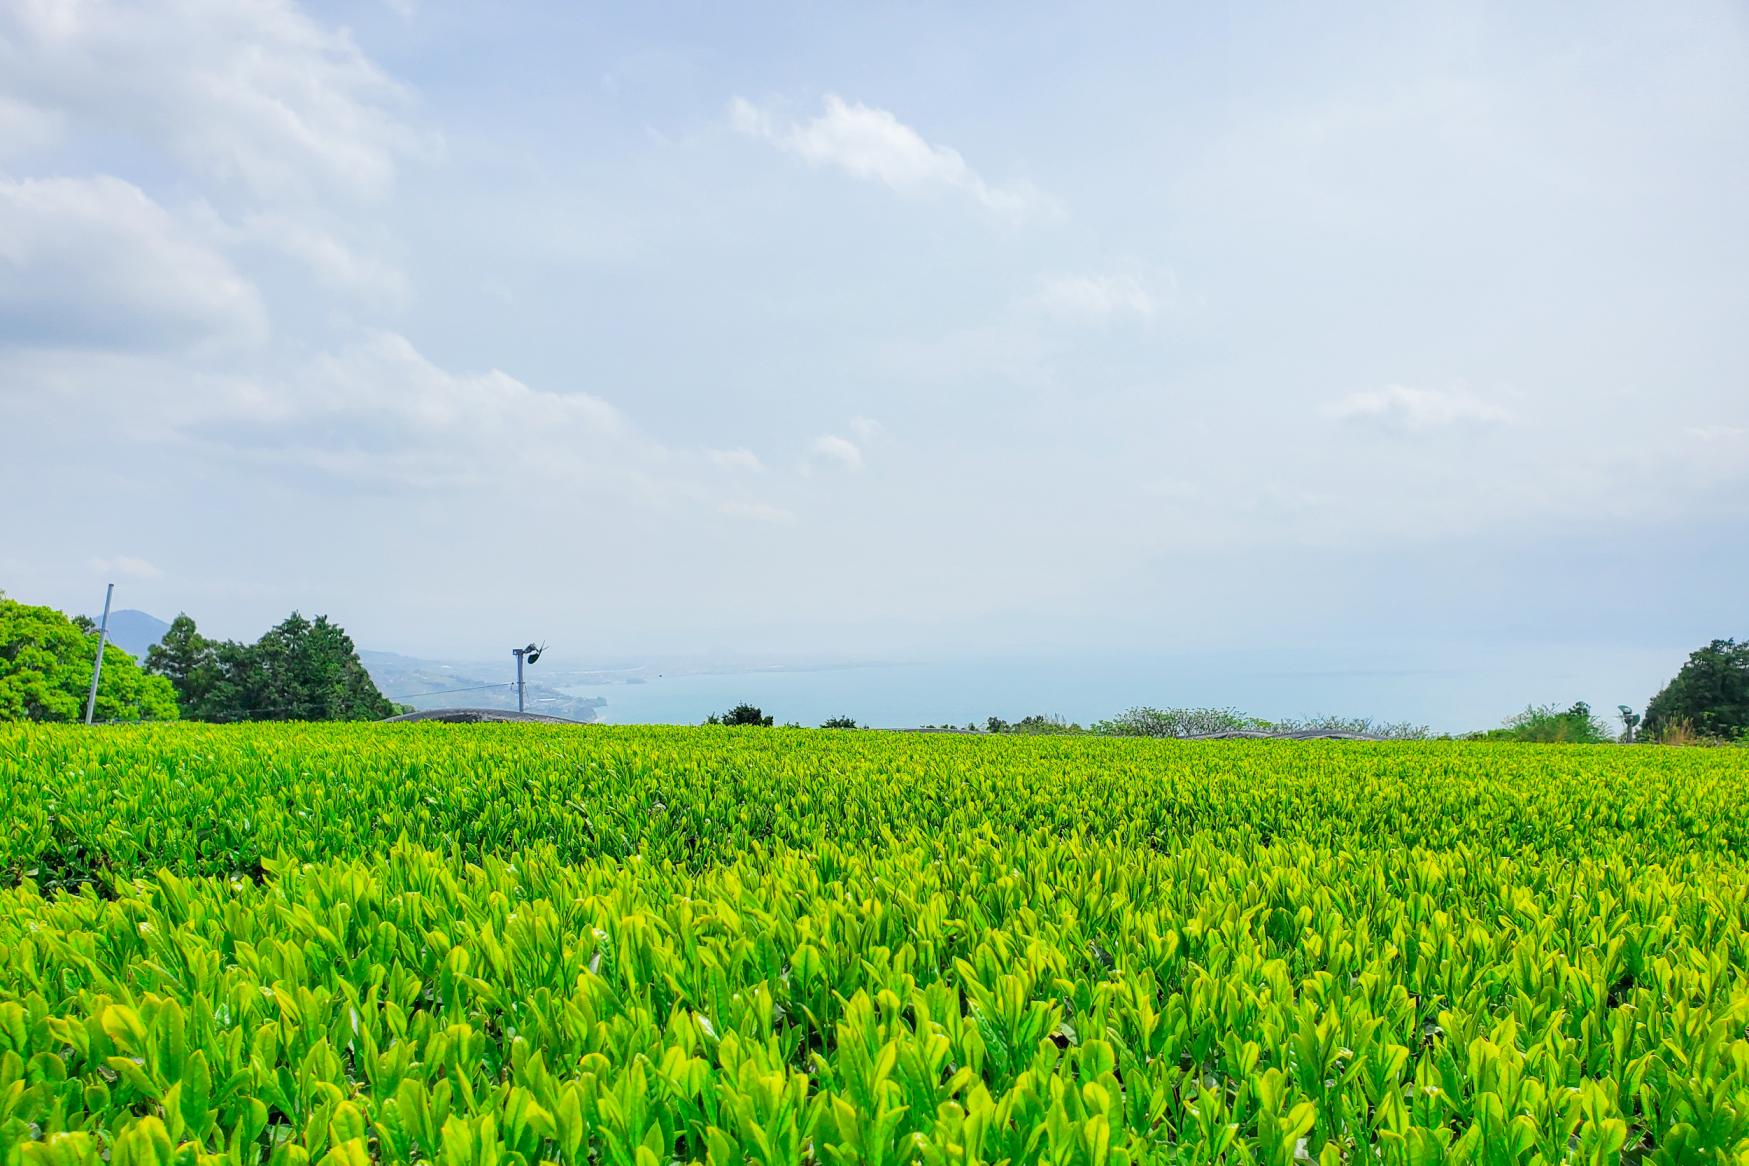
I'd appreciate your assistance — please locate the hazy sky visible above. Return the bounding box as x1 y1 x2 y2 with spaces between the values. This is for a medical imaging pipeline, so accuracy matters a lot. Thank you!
2 1 1745 718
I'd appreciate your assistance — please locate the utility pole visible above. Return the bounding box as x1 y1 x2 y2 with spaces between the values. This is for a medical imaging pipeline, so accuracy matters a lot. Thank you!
84 583 114 725
511 642 542 713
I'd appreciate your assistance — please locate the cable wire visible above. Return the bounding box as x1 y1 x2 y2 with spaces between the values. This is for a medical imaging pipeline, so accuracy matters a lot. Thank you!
385 682 515 700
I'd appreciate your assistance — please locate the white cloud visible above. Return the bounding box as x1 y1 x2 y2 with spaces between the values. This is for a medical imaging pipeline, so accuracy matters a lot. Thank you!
0 175 266 350
719 500 795 524
161 334 824 521
0 96 62 160
1324 385 1510 432
1686 425 1747 444
810 433 864 470
879 320 1053 389
1143 479 1205 503
2 329 899 541
233 332 637 488
0 332 640 484
731 94 1051 222
0 0 434 201
850 416 883 441
89 555 164 580
709 447 765 472
1033 272 1160 324
728 98 775 139
235 213 409 305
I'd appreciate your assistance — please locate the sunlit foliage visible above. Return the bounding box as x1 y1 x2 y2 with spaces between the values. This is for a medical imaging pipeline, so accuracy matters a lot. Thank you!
0 724 1745 1164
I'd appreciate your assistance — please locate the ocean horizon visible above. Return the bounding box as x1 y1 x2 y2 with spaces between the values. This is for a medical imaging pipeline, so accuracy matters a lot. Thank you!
557 644 1676 734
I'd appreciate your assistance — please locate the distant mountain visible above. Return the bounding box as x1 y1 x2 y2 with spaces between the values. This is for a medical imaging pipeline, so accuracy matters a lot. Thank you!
96 609 171 660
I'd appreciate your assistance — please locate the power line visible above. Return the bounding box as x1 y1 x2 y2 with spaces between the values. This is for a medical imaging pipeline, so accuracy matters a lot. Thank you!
386 682 515 700
195 682 519 720
202 682 515 720
90 682 526 725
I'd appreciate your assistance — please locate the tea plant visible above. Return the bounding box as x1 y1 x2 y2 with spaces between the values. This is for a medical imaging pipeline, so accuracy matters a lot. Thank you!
0 724 1744 1163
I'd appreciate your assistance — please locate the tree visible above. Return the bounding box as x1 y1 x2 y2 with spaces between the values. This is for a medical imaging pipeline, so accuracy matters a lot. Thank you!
144 614 226 719
820 715 859 729
1642 639 1749 742
144 610 394 722
0 597 179 722
240 612 396 721
706 703 773 726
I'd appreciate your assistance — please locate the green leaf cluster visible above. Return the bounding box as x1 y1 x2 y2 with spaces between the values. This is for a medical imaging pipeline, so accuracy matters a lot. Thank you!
0 599 178 724
0 726 1746 1163
5 728 1747 890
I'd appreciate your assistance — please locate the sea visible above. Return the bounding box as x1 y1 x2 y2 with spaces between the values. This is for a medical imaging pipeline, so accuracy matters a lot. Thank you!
559 644 1675 735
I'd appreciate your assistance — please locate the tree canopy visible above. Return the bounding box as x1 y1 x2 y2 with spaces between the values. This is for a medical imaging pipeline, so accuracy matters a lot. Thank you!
0 597 179 722
706 703 774 726
1642 638 1749 742
146 611 396 722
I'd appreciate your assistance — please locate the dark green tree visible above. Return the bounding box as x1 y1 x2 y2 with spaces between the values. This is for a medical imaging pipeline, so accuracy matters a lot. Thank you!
1642 639 1749 742
145 610 394 722
0 597 179 722
244 612 396 721
144 614 227 719
820 715 859 729
706 703 774 726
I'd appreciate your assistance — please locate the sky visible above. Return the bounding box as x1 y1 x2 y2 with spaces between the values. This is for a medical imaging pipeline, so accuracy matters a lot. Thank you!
2 0 1746 726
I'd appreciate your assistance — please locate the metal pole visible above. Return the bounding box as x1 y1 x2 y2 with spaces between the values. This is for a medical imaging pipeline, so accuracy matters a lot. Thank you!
515 649 525 712
84 583 114 725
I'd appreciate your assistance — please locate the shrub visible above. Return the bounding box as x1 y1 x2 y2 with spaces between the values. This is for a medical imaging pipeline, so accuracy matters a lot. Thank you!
706 703 773 726
1266 715 1431 739
986 714 1083 734
1480 702 1613 743
1092 706 1263 737
1657 718 1699 747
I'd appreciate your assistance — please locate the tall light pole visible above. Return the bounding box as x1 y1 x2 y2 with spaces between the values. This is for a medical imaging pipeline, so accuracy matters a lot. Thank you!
84 583 114 725
511 642 543 712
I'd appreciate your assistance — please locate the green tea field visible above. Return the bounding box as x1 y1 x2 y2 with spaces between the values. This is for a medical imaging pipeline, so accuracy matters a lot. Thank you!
1 725 1746 1165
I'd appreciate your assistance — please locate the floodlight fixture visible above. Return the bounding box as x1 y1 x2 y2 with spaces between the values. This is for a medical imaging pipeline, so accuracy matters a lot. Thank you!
511 642 546 712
